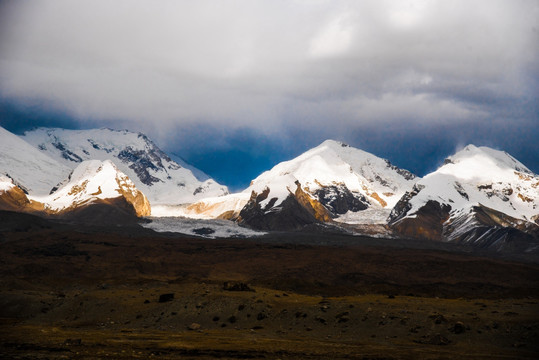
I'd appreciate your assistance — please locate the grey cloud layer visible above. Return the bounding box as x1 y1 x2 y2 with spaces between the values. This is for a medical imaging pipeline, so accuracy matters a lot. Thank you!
0 0 537 138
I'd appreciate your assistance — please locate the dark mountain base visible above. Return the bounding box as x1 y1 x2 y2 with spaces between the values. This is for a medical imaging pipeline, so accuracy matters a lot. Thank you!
238 193 320 231
56 197 145 225
389 201 539 254
389 200 451 241
1 215 539 359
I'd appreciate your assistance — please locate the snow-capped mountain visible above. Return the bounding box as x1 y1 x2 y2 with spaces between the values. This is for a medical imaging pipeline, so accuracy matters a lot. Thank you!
180 140 416 230
31 159 151 217
0 126 71 195
22 128 228 206
388 145 539 251
238 140 416 230
248 140 415 209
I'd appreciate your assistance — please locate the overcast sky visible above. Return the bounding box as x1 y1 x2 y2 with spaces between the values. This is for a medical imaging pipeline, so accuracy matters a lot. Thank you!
0 0 537 190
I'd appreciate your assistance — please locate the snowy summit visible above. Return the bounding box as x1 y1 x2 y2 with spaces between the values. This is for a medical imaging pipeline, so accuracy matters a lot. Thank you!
31 159 151 217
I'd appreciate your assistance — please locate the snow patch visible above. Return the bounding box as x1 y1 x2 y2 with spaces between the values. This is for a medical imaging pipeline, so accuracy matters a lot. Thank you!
0 174 15 192
142 217 266 238
0 126 71 195
335 208 392 225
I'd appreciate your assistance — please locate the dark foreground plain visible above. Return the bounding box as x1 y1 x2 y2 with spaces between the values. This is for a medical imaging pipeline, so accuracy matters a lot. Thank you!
1 212 538 359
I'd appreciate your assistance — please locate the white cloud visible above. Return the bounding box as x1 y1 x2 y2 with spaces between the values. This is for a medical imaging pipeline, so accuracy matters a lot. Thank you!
0 0 536 137
309 13 354 58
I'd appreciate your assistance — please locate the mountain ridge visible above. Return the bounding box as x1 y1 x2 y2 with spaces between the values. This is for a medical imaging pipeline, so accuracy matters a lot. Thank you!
21 127 228 205
2 124 537 252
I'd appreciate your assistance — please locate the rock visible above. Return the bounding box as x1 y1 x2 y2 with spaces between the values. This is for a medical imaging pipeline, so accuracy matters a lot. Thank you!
63 338 82 346
451 321 466 334
335 312 350 323
193 227 215 236
223 282 254 292
0 182 43 213
314 184 369 215
389 199 451 241
430 334 451 345
238 188 323 231
188 323 201 331
158 293 174 303
415 334 451 345
429 314 448 324
295 312 307 318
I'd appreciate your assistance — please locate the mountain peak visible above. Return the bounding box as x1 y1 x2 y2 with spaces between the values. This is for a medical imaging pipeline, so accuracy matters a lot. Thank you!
443 144 531 176
318 139 350 148
33 159 151 217
390 145 538 239
238 140 417 226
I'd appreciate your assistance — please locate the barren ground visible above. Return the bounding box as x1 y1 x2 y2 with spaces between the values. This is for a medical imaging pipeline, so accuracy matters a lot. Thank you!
1 213 538 359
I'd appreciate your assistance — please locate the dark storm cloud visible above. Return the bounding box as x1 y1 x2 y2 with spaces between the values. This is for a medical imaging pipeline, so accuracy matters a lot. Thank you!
0 0 537 187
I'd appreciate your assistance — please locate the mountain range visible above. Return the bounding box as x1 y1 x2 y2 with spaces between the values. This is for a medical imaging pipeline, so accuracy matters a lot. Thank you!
178 140 417 231
21 128 228 204
1 125 537 252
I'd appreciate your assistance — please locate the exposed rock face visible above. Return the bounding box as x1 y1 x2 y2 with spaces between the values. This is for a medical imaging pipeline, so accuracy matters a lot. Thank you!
0 176 43 213
114 171 151 217
294 181 333 223
441 205 539 252
388 200 451 241
313 184 369 216
238 185 322 231
0 184 35 212
117 146 162 186
388 184 425 224
0 184 30 212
